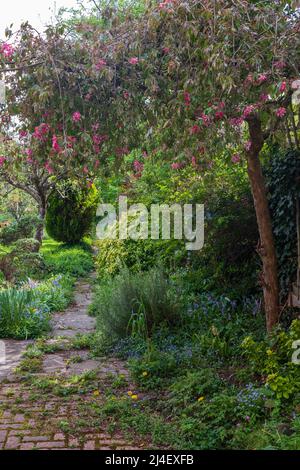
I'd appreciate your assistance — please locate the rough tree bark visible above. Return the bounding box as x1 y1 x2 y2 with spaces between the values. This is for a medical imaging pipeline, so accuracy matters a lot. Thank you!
35 202 46 244
246 114 279 332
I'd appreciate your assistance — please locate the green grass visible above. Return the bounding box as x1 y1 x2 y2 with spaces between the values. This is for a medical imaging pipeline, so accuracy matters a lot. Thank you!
41 238 94 277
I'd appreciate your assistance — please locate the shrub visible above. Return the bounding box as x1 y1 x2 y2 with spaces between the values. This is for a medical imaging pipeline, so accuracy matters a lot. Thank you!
12 238 41 254
241 320 300 400
0 250 45 282
91 267 181 343
46 181 99 244
0 215 39 245
95 237 186 278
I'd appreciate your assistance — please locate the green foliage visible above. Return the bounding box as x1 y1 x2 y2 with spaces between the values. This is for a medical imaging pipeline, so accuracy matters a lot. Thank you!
12 238 41 254
242 320 300 399
0 249 45 282
0 215 39 245
46 181 99 244
95 237 185 278
0 274 74 339
266 148 300 299
41 239 94 277
0 288 50 339
90 267 181 343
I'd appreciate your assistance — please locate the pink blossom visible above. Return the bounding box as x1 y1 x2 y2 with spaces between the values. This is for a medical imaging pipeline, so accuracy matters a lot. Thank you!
184 91 191 107
26 157 34 164
215 111 224 120
242 105 255 119
33 123 50 141
191 156 197 167
245 141 252 151
94 159 100 169
123 91 130 100
171 161 184 170
44 161 53 174
129 57 139 65
162 47 170 54
52 135 62 153
273 60 286 70
229 117 244 128
95 59 107 70
257 73 267 84
83 166 89 174
231 153 241 164
275 107 287 118
0 156 6 166
189 124 200 135
279 81 287 93
25 148 33 157
0 43 14 58
116 146 129 157
133 160 144 173
260 93 269 102
72 111 82 122
67 136 77 148
199 113 211 127
19 130 28 139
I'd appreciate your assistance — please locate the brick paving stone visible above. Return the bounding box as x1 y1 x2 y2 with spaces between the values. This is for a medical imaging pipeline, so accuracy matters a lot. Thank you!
36 441 66 449
23 436 50 442
20 443 36 450
54 433 65 440
5 436 21 449
83 441 95 450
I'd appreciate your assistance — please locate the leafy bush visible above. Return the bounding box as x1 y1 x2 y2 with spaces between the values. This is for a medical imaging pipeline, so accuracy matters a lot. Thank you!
12 238 41 253
46 180 99 244
91 268 181 343
0 215 39 245
242 320 300 400
95 237 186 278
0 250 45 282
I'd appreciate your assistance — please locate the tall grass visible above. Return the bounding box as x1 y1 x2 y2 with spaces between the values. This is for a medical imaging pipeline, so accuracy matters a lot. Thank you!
90 267 181 342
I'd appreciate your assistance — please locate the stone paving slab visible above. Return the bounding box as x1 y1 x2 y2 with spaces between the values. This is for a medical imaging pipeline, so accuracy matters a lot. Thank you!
0 340 32 382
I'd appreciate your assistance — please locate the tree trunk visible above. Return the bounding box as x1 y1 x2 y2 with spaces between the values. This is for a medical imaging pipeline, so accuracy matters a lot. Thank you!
35 204 46 245
246 115 279 332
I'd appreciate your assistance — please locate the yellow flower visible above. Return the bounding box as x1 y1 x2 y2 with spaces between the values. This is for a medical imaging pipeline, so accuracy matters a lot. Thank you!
266 349 273 356
198 396 205 402
93 390 100 397
142 371 148 377
127 391 133 396
131 394 138 400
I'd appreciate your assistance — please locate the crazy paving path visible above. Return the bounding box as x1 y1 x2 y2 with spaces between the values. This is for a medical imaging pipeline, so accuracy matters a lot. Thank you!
0 277 142 450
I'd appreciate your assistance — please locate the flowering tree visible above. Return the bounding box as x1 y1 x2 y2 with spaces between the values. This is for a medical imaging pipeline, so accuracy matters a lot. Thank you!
0 0 300 329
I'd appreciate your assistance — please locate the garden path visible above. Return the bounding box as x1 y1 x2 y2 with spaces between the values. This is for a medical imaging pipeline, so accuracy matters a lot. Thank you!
0 277 141 450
